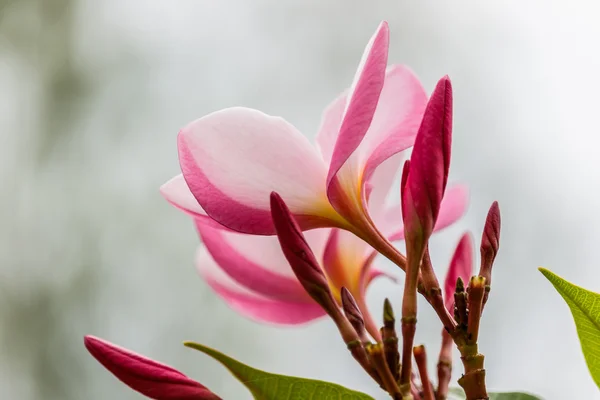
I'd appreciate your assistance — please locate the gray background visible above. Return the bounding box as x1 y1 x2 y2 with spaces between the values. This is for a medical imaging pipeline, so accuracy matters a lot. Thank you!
0 1 597 399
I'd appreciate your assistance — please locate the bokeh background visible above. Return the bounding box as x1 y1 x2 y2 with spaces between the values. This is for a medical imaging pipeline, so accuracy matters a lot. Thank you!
1 1 598 399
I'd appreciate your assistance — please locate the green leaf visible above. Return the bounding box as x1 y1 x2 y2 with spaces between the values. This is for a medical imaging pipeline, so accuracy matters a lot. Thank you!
185 341 375 400
449 387 542 399
540 267 600 389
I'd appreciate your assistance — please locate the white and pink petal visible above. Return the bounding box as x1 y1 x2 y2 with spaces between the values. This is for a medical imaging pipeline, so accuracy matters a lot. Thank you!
178 107 340 235
160 174 228 230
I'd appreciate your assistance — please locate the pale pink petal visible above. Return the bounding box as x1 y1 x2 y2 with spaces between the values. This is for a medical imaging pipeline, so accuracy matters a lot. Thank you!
444 233 474 311
207 281 326 324
382 184 469 241
366 268 398 285
357 65 428 184
196 247 325 324
365 153 405 220
178 107 338 235
160 174 229 230
315 91 347 164
326 22 389 189
196 220 316 301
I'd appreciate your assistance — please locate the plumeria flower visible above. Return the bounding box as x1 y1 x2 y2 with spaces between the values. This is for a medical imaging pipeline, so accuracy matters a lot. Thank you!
161 157 467 339
161 20 468 273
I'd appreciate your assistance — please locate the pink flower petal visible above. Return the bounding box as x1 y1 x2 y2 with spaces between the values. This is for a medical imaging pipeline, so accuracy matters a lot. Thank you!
195 219 315 302
208 280 327 324
326 21 389 192
178 107 337 234
383 184 469 241
366 268 398 285
160 174 230 230
365 153 405 220
317 65 426 178
197 247 325 324
357 65 428 186
315 91 347 164
444 232 474 311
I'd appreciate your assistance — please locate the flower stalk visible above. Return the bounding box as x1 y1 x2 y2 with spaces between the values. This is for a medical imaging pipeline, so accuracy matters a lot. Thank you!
413 345 435 400
382 298 400 382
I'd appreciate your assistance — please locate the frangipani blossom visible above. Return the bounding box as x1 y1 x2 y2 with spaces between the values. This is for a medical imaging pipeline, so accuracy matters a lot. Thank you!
161 158 468 339
163 21 450 269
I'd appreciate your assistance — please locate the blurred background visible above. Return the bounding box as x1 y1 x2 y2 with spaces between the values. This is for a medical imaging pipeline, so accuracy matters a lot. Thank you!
1 1 598 399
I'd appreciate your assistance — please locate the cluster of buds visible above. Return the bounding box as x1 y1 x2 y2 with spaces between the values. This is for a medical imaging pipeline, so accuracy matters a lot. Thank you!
270 75 501 400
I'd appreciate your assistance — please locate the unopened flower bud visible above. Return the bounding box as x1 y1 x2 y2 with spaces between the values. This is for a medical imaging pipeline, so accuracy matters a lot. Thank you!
402 76 453 248
341 287 368 343
84 335 220 400
270 192 336 313
479 201 501 289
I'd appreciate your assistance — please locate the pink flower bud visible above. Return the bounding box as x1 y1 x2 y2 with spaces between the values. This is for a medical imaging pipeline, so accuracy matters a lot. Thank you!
341 287 367 341
84 336 220 400
443 233 473 311
269 192 335 308
479 201 501 284
402 76 453 244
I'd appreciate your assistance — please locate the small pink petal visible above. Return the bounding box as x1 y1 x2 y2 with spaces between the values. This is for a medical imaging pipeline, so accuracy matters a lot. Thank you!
316 90 347 164
84 336 220 400
195 219 312 302
366 153 405 220
367 268 398 285
382 184 469 241
178 107 335 235
160 174 230 230
444 232 474 311
197 247 325 324
326 21 389 189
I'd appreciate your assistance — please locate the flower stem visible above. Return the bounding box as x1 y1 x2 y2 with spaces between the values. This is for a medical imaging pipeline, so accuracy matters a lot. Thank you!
367 343 402 399
421 249 457 332
457 344 487 400
413 345 435 400
454 277 488 400
436 331 453 400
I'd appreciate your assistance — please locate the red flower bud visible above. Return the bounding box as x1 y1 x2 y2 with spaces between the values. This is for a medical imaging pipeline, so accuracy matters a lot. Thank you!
270 192 337 313
479 201 501 285
84 335 220 400
402 76 453 244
